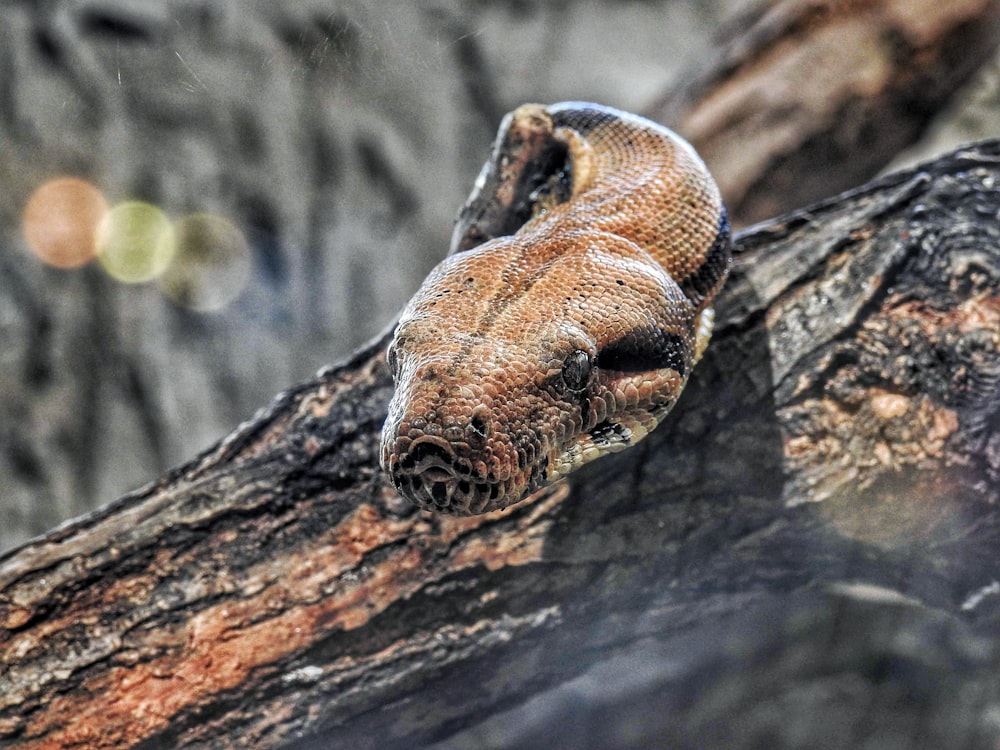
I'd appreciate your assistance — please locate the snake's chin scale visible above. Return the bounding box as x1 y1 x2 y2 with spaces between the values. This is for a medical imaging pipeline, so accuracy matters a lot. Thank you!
547 412 661 483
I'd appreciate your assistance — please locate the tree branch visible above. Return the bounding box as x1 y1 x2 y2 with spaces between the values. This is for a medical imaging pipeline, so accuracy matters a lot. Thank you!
650 0 1000 224
2 140 999 748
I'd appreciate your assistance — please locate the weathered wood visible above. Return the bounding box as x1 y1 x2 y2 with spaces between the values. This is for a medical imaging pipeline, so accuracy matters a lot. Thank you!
1 141 998 749
650 0 1000 225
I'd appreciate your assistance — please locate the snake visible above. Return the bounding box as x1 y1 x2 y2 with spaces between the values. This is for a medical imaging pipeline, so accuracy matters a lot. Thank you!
380 102 731 515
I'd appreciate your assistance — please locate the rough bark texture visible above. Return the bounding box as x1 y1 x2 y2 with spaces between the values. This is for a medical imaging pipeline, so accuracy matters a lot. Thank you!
2 141 999 749
652 0 1000 224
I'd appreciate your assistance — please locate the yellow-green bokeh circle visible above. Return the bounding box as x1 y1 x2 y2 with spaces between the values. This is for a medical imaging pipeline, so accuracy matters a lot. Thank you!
97 202 176 283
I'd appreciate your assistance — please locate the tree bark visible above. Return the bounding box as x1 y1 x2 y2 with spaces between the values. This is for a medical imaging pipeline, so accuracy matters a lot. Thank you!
2 139 999 748
4 0 1000 564
650 0 1000 225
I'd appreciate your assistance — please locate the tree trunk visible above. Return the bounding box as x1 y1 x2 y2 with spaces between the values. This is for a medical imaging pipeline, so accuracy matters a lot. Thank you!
651 0 1000 225
2 139 999 749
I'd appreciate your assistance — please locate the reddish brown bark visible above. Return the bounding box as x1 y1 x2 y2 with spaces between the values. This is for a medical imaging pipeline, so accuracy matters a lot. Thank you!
650 0 1000 224
2 141 999 749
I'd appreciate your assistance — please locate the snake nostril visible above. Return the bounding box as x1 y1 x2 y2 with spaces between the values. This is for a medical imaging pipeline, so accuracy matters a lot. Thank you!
469 414 488 439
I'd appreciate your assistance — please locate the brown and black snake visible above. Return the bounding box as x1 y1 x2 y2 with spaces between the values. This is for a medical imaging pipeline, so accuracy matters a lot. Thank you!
380 102 731 514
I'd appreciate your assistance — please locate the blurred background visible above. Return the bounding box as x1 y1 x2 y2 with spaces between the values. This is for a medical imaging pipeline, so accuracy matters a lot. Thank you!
2 0 998 552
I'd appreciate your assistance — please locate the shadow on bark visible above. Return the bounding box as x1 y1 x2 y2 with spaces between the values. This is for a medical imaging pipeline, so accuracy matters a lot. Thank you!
2 142 1000 750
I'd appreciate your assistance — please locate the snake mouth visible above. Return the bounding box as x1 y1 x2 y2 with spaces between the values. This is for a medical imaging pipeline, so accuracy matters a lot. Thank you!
386 435 511 514
546 416 655 484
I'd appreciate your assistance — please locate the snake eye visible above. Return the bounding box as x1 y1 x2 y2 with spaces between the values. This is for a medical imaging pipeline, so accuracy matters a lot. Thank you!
561 349 592 392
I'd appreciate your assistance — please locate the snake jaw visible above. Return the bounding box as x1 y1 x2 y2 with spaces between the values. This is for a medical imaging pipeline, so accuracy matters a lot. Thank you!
382 347 690 514
547 424 635 484
545 369 686 485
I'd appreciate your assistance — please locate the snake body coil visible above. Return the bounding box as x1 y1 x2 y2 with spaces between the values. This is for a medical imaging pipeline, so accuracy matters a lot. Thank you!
381 102 731 514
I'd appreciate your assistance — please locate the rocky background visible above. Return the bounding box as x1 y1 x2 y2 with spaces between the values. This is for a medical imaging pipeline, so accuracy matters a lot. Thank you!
1 0 998 553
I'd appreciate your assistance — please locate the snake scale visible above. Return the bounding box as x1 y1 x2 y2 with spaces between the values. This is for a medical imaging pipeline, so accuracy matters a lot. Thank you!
380 102 731 514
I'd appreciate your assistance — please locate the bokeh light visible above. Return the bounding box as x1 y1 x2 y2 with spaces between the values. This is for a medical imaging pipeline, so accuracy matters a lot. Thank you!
96 201 176 283
158 213 252 311
22 177 109 269
22 179 251 311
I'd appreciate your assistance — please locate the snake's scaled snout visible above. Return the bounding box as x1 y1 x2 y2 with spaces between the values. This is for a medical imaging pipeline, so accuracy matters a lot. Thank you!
382 432 507 515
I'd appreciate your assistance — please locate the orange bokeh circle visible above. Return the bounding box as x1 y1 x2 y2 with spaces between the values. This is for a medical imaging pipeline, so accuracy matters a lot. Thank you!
22 177 109 269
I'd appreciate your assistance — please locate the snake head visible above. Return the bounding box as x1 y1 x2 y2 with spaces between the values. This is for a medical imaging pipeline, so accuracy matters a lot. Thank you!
380 101 730 515
379 233 705 515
